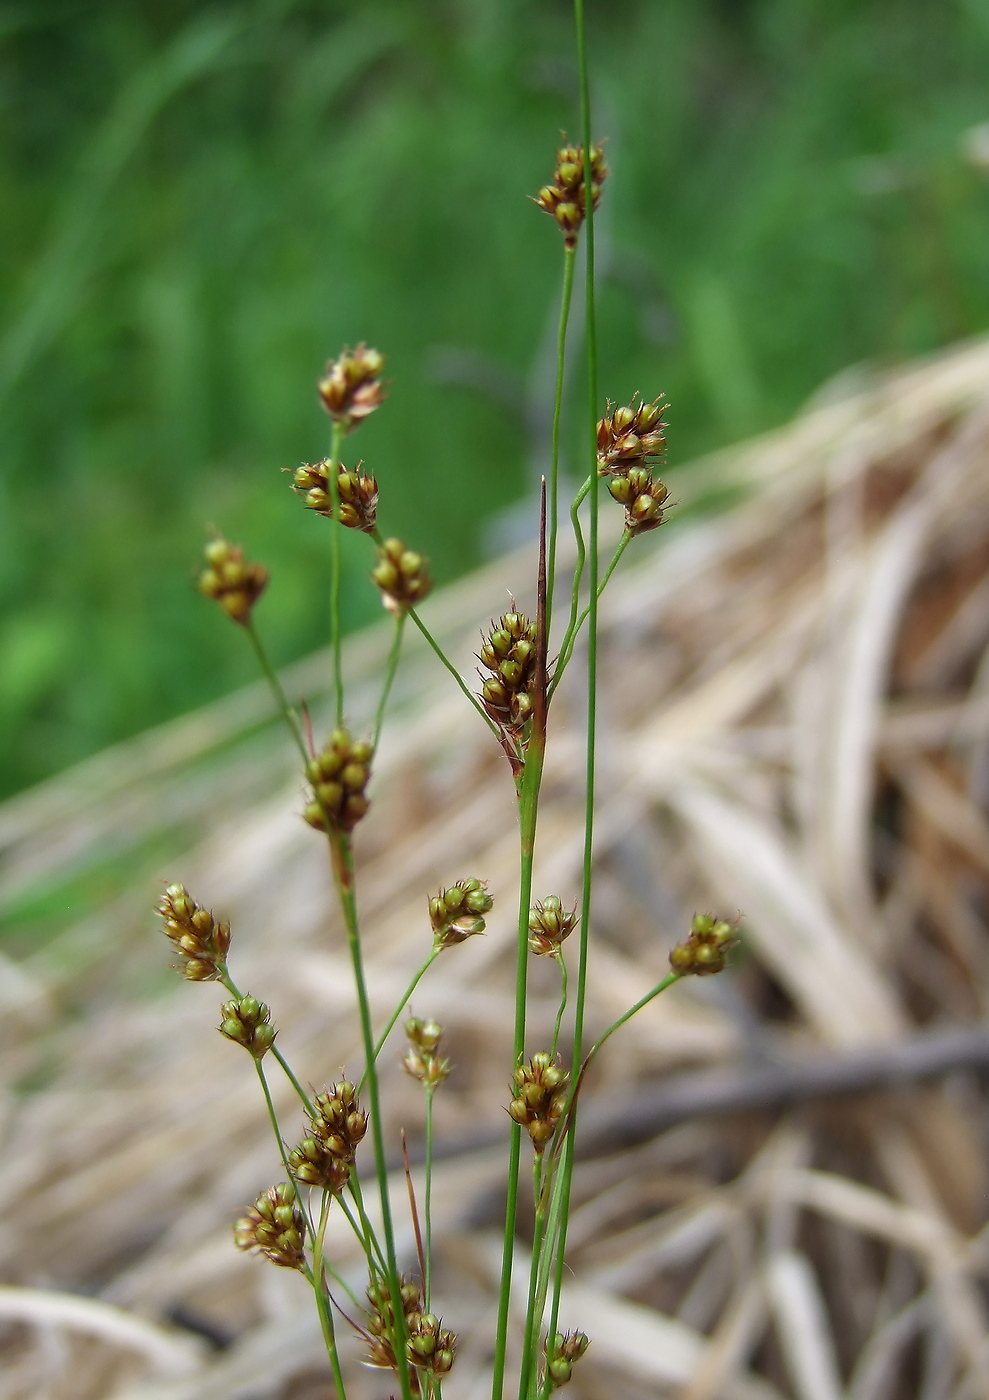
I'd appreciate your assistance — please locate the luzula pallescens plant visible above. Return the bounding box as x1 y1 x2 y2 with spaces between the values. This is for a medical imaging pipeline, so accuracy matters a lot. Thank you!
160 9 737 1396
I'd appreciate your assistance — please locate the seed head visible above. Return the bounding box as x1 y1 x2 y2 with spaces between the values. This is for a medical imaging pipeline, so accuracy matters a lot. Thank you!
403 1017 451 1087
362 1275 424 1372
372 537 433 616
597 396 668 477
545 1330 590 1389
407 1312 458 1377
429 878 493 948
219 995 276 1059
234 1183 306 1270
669 913 737 977
317 343 385 431
197 537 268 625
303 730 373 833
157 883 231 981
509 1052 570 1153
534 142 607 248
478 610 538 735
291 459 378 533
607 466 670 536
528 895 578 957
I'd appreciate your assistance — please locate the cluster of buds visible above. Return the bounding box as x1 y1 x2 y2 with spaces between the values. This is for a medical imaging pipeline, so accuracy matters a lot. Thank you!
197 538 268 625
669 914 737 977
528 895 578 958
303 730 373 833
317 343 385 431
371 538 433 616
219 996 275 1059
407 1312 457 1378
544 1330 590 1390
534 142 607 248
429 878 493 948
509 1052 569 1153
234 1183 306 1270
403 1017 451 1087
157 884 230 981
289 1080 368 1194
607 466 670 536
291 459 378 533
363 1276 424 1372
478 610 538 735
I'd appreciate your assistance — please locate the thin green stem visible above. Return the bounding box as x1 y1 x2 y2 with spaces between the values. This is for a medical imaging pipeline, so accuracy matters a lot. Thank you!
551 956 568 1059
424 1085 436 1310
547 476 591 704
254 1059 292 1184
340 1182 385 1280
328 831 413 1400
245 619 309 763
310 1195 350 1400
550 527 630 695
407 606 504 741
359 945 440 1093
547 246 577 629
327 419 345 725
374 612 406 748
491 741 546 1400
518 1154 551 1400
271 1048 314 1117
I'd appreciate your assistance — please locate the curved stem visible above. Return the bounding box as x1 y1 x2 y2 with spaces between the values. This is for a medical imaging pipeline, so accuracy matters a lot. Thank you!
245 620 309 763
424 1085 436 1310
551 956 569 1059
547 476 591 704
327 420 346 725
373 612 406 747
547 246 577 630
550 528 630 696
359 945 441 1094
310 1196 350 1400
407 605 503 740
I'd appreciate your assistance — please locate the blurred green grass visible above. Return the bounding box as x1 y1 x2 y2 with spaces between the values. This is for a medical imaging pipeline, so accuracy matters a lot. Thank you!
1 0 988 798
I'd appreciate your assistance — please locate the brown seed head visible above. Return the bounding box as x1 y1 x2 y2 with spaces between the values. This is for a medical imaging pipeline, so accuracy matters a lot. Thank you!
477 609 538 734
317 343 385 431
509 1052 570 1153
608 466 670 536
234 1183 306 1270
219 995 275 1059
407 1312 458 1377
157 883 231 981
362 1275 423 1372
197 537 268 625
545 1330 590 1389
371 537 433 616
669 913 737 977
534 142 607 248
596 395 668 477
310 1081 368 1153
291 458 378 533
303 730 373 833
403 1017 451 1087
429 878 493 948
528 895 579 957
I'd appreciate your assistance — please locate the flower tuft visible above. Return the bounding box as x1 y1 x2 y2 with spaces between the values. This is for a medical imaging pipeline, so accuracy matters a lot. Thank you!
544 1330 590 1389
317 343 385 431
157 883 230 981
669 913 738 977
596 395 668 477
478 609 538 735
303 730 373 833
534 142 607 248
219 996 275 1059
291 459 378 533
528 895 578 957
508 1052 569 1153
197 537 268 625
234 1183 306 1270
429 878 493 948
403 1016 451 1087
372 538 433 616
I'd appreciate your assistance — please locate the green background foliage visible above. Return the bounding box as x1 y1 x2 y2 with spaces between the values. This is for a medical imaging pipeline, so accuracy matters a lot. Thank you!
2 0 988 797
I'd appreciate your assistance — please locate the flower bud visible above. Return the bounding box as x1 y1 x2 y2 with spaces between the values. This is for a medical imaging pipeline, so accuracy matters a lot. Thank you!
668 913 737 977
372 537 433 615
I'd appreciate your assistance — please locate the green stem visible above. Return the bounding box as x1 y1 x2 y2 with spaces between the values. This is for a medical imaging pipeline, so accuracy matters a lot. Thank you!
407 605 504 741
374 612 406 747
551 956 568 1059
544 0 599 1364
310 1196 350 1400
327 420 345 725
328 831 413 1400
547 246 577 629
491 740 546 1400
254 1059 293 1186
359 945 441 1093
518 1155 551 1400
550 529 630 695
340 1181 385 1280
245 620 309 763
424 1085 436 1310
547 476 591 704
222 971 314 1117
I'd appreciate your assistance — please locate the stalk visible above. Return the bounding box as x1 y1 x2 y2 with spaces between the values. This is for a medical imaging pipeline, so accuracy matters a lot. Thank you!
547 475 591 706
547 246 577 627
359 945 441 1092
245 619 309 762
328 830 414 1400
327 420 346 724
551 956 568 1059
311 1195 350 1400
374 612 406 747
424 1084 436 1309
549 527 630 693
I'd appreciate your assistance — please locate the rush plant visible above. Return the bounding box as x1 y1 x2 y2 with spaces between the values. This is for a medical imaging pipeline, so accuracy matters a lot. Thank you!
157 6 734 1396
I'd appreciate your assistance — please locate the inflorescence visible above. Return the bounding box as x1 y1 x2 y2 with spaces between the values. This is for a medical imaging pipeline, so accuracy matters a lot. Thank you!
528 895 578 958
509 1052 570 1153
596 397 671 537
478 609 538 736
288 1080 368 1194
317 343 385 431
429 878 493 948
303 729 374 834
157 884 230 982
669 913 738 977
291 458 378 532
535 142 607 248
197 538 268 625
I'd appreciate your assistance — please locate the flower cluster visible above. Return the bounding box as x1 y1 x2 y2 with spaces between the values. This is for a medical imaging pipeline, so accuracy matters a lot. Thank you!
669 913 737 977
478 610 538 735
534 142 607 248
303 730 373 833
234 1183 306 1270
544 1330 590 1390
508 1052 569 1153
372 537 433 616
429 878 493 947
403 1017 451 1087
595 398 671 537
197 538 268 625
291 458 378 533
408 1312 458 1378
528 895 578 957
288 1080 368 1195
317 343 385 431
219 996 275 1059
158 884 230 982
